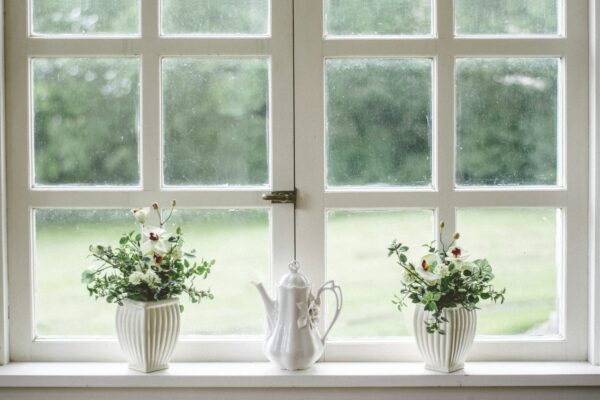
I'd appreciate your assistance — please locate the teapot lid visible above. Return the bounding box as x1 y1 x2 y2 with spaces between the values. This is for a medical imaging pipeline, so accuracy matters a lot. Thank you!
278 261 310 288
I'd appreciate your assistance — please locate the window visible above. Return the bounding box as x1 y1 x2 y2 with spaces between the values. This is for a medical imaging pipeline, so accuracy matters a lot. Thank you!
4 0 589 362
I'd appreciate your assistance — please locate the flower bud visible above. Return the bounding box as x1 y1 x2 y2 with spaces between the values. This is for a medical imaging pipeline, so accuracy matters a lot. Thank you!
453 232 460 240
440 221 445 229
152 202 159 210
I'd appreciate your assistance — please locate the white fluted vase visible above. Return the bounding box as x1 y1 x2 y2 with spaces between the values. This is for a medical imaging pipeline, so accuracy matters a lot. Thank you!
413 305 476 373
116 298 181 373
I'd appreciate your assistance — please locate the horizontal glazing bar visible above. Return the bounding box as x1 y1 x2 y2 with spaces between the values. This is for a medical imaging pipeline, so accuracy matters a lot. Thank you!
23 190 271 208
324 190 568 208
323 38 569 57
25 38 272 56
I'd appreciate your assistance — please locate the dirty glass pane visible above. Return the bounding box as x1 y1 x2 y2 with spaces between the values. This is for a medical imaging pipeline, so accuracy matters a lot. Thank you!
455 0 559 36
326 0 432 36
35 208 270 337
457 208 559 336
456 58 559 186
162 58 269 187
162 0 269 35
32 0 139 35
33 58 140 186
326 210 434 337
326 58 432 187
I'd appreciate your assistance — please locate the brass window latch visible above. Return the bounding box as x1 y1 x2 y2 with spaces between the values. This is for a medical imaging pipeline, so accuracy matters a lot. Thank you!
262 189 296 204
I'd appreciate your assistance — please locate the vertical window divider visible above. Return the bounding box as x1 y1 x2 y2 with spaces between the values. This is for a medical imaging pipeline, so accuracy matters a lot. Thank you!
0 0 8 367
294 0 328 344
141 0 161 192
436 0 457 241
562 0 591 360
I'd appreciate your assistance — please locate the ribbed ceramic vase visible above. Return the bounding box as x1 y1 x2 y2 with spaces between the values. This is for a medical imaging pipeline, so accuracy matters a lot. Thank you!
413 305 477 373
116 298 180 373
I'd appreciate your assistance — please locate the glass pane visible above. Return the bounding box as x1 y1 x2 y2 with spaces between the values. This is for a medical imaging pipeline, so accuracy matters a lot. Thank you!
162 58 269 187
35 209 132 336
326 59 432 187
326 0 432 36
326 210 433 337
457 208 559 336
162 0 269 35
455 0 559 36
170 209 270 335
456 58 559 186
33 58 140 186
32 0 139 35
35 208 270 337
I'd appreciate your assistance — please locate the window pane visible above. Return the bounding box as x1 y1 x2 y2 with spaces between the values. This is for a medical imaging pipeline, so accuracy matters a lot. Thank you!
456 58 559 186
35 209 132 336
33 58 140 186
457 208 559 336
326 59 432 188
163 58 269 187
326 210 433 337
162 0 269 35
35 208 269 337
455 0 559 36
32 0 139 35
325 0 432 36
170 209 270 336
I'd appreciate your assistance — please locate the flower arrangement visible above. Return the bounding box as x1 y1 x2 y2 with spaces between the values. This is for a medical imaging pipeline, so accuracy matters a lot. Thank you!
388 223 505 334
82 201 214 311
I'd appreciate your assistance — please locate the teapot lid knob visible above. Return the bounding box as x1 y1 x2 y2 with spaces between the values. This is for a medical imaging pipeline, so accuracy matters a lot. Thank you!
279 260 310 288
288 260 301 273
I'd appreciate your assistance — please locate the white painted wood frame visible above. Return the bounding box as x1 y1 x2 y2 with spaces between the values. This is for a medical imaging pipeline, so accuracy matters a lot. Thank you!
295 0 590 361
0 0 8 367
589 0 600 366
5 0 295 361
0 0 595 363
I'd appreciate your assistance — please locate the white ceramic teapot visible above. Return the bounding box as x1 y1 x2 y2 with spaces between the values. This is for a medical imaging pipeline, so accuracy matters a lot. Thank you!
252 261 342 370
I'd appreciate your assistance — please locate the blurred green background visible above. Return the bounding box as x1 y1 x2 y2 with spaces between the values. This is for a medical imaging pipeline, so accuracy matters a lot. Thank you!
31 1 561 338
36 208 558 338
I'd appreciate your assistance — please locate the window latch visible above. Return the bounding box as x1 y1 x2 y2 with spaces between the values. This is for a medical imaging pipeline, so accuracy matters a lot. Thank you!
262 189 296 204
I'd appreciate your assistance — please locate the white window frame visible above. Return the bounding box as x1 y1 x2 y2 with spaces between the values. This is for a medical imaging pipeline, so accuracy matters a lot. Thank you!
0 0 596 364
5 0 295 361
295 0 590 361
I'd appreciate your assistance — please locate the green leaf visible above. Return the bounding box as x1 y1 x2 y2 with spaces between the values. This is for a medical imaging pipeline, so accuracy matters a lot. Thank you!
81 270 95 284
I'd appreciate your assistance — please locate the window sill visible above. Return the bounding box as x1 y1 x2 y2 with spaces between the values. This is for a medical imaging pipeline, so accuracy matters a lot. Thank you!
0 362 599 388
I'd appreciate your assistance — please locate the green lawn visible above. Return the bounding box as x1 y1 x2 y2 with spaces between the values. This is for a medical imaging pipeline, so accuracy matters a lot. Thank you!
34 208 558 338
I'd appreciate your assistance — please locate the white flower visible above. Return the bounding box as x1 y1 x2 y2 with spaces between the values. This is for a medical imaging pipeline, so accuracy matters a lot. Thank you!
141 226 171 256
460 261 476 272
435 263 450 278
448 245 469 262
129 271 145 285
416 253 443 285
143 270 161 287
171 245 183 260
128 269 161 287
400 268 414 284
131 207 151 224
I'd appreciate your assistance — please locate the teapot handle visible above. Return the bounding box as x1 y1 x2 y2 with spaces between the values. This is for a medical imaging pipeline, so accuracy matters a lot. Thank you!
316 280 343 345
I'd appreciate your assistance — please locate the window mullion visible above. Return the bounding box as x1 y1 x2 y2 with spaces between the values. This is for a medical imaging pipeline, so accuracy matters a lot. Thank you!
435 0 456 242
140 0 160 191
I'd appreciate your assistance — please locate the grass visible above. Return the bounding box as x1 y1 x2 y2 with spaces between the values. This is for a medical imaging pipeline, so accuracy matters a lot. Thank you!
34 208 558 338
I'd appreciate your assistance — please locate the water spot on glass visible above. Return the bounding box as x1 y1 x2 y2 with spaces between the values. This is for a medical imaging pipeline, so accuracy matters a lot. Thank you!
68 7 81 20
104 70 117 81
84 71 96 82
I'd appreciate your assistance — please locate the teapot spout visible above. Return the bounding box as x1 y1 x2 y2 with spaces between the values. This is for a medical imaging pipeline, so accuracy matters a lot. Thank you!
252 281 277 332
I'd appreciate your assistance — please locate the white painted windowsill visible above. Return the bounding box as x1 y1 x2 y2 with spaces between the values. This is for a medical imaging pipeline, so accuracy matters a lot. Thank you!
0 362 599 388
